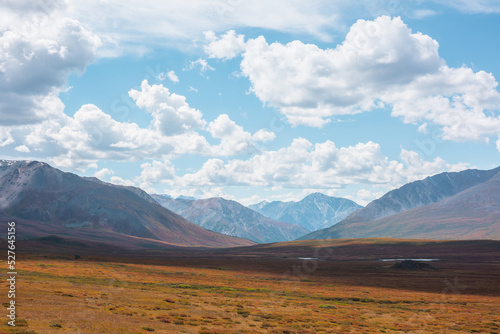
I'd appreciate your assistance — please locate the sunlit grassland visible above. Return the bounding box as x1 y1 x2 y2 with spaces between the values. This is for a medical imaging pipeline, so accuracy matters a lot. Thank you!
1 251 500 334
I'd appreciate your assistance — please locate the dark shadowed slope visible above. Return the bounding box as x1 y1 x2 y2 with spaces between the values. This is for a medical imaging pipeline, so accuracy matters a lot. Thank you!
152 195 310 243
301 167 500 240
0 160 253 247
249 192 362 231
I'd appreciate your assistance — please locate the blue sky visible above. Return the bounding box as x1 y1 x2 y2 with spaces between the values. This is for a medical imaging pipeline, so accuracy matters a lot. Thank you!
1 1 500 205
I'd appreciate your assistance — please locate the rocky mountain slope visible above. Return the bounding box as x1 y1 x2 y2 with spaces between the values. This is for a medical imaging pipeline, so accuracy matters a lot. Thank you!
346 167 500 223
0 160 253 247
249 193 363 231
301 166 500 240
152 195 310 243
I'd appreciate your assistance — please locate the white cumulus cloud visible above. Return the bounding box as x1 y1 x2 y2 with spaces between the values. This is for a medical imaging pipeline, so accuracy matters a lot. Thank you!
136 160 176 191
204 30 246 60
129 80 206 135
174 138 467 192
110 176 135 187
94 168 115 179
207 114 276 156
14 145 30 153
0 4 101 125
231 16 500 145
240 16 443 126
356 189 385 206
0 78 276 171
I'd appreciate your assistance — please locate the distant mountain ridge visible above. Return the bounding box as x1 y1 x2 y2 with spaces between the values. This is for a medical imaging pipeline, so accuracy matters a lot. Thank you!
300 166 500 241
347 167 500 223
152 195 310 243
250 193 363 231
0 160 253 248
4 159 498 249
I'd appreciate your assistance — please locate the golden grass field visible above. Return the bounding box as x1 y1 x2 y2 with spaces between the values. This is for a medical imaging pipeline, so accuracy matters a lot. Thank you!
2 239 500 333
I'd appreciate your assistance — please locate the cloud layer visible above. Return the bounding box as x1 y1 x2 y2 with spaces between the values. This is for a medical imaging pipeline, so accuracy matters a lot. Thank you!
175 138 464 190
61 0 500 56
0 3 101 125
205 16 500 145
1 3 496 205
0 79 276 171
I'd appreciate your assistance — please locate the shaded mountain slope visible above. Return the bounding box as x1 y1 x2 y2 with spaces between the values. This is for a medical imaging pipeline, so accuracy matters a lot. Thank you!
0 160 253 247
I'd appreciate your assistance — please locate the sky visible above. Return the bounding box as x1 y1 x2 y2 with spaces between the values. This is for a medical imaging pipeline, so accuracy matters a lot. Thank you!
1 0 500 206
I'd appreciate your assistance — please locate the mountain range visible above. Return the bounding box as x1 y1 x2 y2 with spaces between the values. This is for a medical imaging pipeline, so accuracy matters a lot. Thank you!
1 159 499 250
301 166 500 240
0 160 253 248
249 192 363 231
151 195 309 243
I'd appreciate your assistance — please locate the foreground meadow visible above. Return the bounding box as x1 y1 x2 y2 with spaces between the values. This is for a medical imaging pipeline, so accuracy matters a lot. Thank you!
2 239 500 333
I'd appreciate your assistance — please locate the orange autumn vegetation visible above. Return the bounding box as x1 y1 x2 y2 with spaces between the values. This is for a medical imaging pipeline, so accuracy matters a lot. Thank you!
2 239 500 333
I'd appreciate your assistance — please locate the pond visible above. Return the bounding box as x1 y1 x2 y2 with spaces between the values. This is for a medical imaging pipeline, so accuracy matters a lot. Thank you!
378 258 440 262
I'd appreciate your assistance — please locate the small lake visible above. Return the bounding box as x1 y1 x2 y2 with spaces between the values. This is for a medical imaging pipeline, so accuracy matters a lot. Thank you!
378 259 440 262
